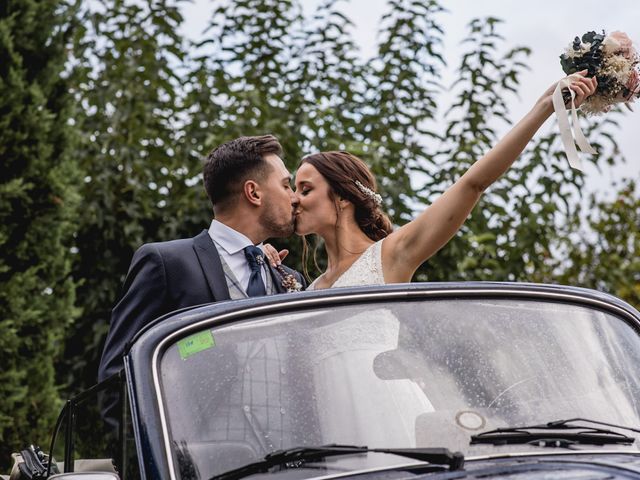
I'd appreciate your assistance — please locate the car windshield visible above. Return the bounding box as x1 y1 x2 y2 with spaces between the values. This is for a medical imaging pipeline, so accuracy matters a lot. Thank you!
159 298 640 479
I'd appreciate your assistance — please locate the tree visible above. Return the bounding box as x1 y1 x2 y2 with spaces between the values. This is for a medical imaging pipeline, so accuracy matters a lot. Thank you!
363 0 446 222
185 2 629 287
185 0 368 269
63 0 199 395
1 0 635 469
559 181 640 309
294 0 368 154
419 17 624 283
61 0 631 408
0 0 80 465
186 0 306 161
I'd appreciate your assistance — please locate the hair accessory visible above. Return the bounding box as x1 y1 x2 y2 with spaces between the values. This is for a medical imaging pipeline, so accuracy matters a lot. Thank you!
354 180 383 206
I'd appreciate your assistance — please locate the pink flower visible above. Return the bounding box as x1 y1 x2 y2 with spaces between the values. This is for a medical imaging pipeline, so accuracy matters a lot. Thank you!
610 31 633 49
607 31 634 58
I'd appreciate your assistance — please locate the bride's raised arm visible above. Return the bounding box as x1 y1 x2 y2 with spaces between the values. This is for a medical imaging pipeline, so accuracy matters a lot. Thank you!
382 72 597 282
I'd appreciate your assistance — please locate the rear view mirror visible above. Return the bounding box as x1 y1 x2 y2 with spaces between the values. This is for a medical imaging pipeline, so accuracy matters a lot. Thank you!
373 348 424 380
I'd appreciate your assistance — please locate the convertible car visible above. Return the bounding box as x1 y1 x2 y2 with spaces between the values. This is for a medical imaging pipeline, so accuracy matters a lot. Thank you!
10 282 640 479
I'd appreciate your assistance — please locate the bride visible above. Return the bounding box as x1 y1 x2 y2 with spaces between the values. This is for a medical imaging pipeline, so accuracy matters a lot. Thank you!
269 73 597 289
265 73 595 448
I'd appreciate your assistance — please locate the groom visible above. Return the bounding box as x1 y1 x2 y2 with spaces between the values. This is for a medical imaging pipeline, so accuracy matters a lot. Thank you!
98 134 306 385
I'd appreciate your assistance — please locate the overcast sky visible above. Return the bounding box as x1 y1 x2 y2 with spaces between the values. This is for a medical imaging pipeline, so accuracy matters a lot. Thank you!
183 0 640 197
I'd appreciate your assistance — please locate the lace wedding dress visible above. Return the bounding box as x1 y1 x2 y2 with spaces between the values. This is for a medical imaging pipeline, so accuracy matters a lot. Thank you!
306 239 385 290
306 239 434 449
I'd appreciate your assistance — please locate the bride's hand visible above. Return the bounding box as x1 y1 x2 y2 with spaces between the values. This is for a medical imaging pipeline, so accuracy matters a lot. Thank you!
536 70 598 110
262 243 289 267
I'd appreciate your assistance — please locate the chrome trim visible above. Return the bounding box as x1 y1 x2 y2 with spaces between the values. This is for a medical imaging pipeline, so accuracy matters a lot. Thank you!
148 286 640 479
124 357 147 480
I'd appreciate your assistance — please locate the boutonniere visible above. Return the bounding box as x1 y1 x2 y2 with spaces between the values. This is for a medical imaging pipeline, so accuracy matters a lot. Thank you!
275 265 303 292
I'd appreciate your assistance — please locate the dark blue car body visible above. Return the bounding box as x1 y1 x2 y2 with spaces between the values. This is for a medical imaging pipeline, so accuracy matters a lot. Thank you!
50 283 640 479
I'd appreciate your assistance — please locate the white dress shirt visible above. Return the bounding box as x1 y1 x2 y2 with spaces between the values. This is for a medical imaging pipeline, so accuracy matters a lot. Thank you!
208 220 267 293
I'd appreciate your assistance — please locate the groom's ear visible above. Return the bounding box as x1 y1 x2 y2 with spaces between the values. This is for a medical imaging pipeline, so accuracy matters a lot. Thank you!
243 180 262 206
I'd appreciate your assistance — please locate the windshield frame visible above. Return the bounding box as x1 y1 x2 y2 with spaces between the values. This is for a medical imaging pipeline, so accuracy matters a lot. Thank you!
132 283 640 480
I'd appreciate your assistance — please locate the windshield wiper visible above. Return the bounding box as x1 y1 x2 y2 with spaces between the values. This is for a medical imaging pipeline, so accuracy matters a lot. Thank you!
471 417 639 447
209 444 464 480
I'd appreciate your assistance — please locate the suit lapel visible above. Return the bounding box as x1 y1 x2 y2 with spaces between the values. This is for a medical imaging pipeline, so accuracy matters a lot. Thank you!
267 265 285 294
193 230 231 301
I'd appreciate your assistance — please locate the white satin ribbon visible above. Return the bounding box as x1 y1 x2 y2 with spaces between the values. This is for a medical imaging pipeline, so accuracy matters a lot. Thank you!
552 74 597 170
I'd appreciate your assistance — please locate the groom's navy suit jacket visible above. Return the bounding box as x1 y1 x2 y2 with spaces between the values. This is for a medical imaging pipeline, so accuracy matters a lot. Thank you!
98 230 305 383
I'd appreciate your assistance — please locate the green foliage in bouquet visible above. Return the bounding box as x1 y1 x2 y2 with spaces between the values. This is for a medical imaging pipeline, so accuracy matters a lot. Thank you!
560 31 606 77
560 31 622 99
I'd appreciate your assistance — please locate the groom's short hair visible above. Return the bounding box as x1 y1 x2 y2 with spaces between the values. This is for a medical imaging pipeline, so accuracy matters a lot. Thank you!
204 134 283 210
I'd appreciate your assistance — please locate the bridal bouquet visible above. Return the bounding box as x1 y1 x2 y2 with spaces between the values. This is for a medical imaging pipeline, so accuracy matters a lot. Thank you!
554 30 638 170
560 30 639 114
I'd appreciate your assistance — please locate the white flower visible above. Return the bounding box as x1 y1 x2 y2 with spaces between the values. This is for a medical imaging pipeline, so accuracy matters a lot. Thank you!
602 35 621 54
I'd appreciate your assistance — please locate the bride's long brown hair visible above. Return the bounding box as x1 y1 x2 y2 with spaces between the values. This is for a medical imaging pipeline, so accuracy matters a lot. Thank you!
299 151 393 279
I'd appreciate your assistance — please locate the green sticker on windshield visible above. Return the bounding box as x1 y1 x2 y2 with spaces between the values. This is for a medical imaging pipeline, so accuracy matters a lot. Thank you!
177 331 215 360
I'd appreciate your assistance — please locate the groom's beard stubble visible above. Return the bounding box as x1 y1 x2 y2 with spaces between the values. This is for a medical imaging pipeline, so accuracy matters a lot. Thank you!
259 208 296 238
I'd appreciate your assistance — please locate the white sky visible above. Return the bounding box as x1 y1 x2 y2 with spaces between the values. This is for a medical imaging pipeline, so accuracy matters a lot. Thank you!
183 0 640 197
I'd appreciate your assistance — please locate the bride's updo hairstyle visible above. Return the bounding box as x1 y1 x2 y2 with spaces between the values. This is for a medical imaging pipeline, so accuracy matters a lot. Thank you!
300 151 393 241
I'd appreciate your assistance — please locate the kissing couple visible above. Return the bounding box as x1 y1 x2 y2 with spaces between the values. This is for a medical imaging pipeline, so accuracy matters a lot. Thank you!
98 73 596 382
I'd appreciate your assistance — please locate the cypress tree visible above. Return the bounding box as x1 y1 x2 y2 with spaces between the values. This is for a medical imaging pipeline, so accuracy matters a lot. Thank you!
0 0 79 465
